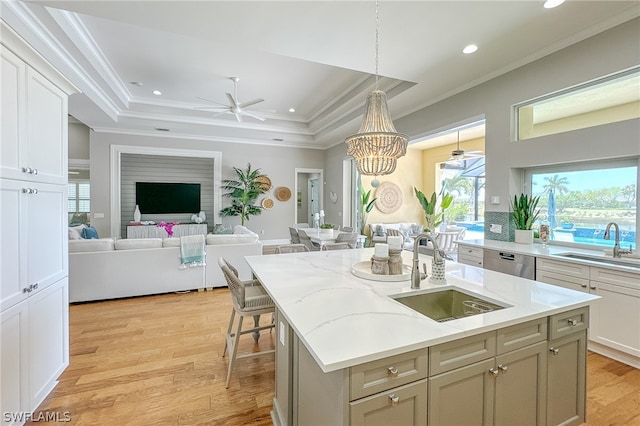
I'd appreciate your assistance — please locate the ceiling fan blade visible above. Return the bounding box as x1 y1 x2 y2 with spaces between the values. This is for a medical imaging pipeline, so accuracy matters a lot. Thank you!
211 111 230 118
194 106 228 111
226 93 238 109
196 96 228 107
241 111 266 122
234 113 243 123
238 98 264 108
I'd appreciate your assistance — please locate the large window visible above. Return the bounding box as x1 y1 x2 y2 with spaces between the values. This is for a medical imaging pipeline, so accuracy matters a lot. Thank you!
68 181 90 214
526 161 637 250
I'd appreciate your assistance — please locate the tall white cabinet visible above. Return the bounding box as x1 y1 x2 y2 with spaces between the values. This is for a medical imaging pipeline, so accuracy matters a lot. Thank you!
1 21 74 425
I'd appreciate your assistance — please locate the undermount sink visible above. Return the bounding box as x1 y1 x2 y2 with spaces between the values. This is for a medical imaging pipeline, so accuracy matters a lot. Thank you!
390 288 507 322
554 252 640 269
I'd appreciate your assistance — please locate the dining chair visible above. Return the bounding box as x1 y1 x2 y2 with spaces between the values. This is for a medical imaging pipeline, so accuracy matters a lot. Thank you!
276 244 309 254
289 227 301 244
321 242 351 251
297 229 321 251
295 223 310 229
334 232 358 249
218 257 275 388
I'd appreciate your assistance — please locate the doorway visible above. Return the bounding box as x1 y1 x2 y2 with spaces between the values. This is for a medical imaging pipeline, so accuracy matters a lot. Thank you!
294 168 323 226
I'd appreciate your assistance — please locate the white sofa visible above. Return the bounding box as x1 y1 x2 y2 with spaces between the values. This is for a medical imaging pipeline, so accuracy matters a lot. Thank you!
368 222 423 247
68 227 262 303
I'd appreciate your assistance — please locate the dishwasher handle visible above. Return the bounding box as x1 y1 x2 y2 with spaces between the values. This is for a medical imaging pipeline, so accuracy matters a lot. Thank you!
498 252 516 261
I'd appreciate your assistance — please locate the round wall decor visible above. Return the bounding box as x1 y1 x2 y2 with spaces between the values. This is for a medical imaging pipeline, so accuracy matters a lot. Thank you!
375 182 403 214
256 176 272 191
276 187 291 201
261 198 274 209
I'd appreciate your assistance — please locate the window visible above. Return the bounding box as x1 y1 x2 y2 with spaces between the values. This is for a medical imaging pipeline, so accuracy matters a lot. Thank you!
440 157 485 238
526 160 637 250
516 67 640 141
68 181 90 214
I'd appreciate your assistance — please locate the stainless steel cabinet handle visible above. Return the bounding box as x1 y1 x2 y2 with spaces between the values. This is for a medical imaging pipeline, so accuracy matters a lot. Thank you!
498 364 508 374
387 366 399 377
489 367 500 377
589 285 596 290
568 318 578 326
32 168 38 175
389 394 399 407
22 166 33 174
550 347 559 355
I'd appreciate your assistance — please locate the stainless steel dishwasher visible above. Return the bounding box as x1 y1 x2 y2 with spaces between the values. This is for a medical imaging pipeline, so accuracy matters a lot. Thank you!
483 248 536 279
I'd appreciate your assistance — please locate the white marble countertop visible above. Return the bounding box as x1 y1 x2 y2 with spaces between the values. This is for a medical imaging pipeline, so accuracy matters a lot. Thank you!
458 239 640 274
245 248 599 373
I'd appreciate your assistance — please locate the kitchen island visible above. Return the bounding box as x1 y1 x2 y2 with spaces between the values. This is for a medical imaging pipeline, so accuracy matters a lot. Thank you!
246 248 599 426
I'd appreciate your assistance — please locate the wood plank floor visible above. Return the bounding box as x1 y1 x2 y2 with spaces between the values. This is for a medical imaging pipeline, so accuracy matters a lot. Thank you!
31 289 639 425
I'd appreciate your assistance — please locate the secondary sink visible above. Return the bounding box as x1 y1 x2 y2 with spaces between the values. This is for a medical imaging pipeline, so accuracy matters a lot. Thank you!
390 288 507 322
554 252 640 269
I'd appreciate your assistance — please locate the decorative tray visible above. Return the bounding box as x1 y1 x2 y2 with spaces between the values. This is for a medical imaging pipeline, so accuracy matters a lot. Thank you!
351 261 412 282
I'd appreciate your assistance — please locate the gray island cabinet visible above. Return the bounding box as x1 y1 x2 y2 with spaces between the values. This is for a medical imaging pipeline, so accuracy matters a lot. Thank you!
246 249 597 426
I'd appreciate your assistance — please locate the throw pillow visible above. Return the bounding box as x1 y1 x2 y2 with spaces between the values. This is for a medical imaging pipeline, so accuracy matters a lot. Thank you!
375 225 386 237
81 226 99 239
68 224 86 240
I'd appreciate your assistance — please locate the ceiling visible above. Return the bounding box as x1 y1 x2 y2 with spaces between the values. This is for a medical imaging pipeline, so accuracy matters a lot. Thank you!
4 1 639 150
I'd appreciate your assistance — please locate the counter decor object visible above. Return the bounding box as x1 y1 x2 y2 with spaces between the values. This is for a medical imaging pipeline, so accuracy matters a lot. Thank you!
539 224 549 247
511 193 540 244
388 248 403 275
370 255 390 275
515 229 534 244
429 259 446 284
133 204 141 222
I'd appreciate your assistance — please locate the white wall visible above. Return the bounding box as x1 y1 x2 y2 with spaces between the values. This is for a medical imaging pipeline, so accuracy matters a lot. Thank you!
89 132 324 240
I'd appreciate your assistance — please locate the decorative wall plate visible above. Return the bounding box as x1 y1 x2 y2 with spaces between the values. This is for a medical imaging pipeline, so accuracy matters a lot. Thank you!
261 198 274 209
256 176 272 191
276 187 291 201
375 182 403 214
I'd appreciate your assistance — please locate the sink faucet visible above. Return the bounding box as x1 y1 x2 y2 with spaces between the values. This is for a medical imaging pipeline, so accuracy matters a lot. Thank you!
411 233 442 289
603 222 633 258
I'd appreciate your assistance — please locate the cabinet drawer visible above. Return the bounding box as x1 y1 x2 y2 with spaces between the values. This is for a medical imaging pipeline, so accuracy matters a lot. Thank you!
537 258 590 279
549 307 589 340
536 269 589 290
458 254 483 268
590 267 640 289
429 331 496 375
350 379 427 426
350 349 427 400
497 317 547 354
458 246 484 259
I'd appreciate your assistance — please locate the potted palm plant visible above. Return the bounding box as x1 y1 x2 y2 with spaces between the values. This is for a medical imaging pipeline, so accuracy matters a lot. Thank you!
511 193 541 244
219 163 268 226
414 187 453 233
359 184 377 237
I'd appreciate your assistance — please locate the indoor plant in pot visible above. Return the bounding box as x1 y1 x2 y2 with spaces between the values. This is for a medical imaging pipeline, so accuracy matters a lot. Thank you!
511 193 541 243
414 187 454 233
319 223 334 234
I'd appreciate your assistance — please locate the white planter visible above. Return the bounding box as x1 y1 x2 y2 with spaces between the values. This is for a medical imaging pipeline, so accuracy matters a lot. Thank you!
515 229 534 244
320 228 333 234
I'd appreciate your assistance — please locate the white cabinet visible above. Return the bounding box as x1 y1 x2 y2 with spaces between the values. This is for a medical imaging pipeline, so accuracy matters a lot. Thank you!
1 179 68 312
0 45 68 185
537 258 640 367
457 245 484 268
0 279 69 424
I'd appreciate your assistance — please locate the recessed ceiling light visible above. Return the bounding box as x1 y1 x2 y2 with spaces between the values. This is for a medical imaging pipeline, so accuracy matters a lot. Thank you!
289 108 296 113
130 81 143 87
152 89 162 96
463 44 478 54
543 0 565 9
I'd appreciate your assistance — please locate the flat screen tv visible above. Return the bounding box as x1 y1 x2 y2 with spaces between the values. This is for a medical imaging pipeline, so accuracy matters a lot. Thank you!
135 182 201 214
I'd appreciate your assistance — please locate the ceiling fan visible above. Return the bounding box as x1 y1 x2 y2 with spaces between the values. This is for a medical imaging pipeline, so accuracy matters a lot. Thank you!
195 77 265 123
449 132 483 161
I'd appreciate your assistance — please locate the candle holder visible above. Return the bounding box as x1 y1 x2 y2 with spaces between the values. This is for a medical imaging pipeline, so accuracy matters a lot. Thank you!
371 255 390 275
388 249 403 275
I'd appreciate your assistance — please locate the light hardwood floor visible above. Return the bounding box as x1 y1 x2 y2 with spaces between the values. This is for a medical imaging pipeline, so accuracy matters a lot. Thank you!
31 290 639 425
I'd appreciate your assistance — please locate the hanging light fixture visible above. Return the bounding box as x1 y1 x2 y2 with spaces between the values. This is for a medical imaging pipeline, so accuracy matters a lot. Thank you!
345 0 408 179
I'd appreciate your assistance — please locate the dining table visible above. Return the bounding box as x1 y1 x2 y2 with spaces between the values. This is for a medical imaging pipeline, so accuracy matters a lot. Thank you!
301 228 343 246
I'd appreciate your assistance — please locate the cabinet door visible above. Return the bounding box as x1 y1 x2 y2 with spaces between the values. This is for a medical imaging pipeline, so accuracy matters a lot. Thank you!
24 68 67 184
1 300 29 426
547 331 587 426
0 179 29 311
494 341 547 426
0 46 26 181
25 182 68 294
350 379 427 426
28 278 69 409
589 281 640 358
428 358 495 426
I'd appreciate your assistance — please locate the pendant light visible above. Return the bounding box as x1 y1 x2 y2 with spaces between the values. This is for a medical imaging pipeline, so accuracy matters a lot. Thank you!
345 0 408 179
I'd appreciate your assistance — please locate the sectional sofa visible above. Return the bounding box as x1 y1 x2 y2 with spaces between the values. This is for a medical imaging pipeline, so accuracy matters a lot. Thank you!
68 226 262 303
